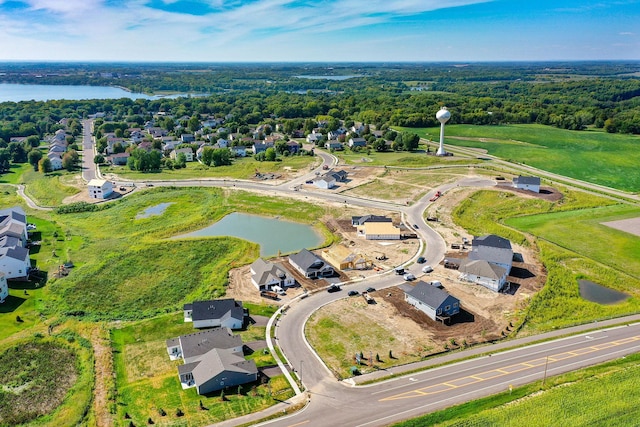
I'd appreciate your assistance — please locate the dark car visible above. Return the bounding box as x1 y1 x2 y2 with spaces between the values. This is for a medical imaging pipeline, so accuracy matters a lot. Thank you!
413 224 419 229
327 284 341 293
348 290 359 296
366 287 376 293
417 257 426 264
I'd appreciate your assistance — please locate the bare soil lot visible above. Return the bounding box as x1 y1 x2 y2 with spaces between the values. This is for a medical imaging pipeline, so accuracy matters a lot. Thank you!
602 217 640 238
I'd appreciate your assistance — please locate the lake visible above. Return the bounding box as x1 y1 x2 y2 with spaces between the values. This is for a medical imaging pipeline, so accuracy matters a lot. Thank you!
174 212 323 257
294 75 362 80
0 83 204 102
578 279 629 305
136 202 174 219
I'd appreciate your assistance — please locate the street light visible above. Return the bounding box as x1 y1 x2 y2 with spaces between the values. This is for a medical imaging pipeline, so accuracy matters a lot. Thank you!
300 360 304 388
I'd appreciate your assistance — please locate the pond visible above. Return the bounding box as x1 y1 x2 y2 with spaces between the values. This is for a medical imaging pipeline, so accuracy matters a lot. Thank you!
578 279 629 305
136 202 174 219
174 212 323 257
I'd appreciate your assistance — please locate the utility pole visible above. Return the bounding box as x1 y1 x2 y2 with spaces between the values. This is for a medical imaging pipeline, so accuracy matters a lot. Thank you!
542 356 549 388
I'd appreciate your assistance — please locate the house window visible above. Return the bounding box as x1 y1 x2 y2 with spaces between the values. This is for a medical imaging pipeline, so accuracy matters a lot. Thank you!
437 308 442 315
445 305 450 311
453 303 458 308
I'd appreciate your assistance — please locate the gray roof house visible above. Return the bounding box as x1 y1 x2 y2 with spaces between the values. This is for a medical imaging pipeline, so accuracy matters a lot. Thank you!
468 234 513 274
458 259 508 292
513 175 541 193
166 328 257 395
351 215 392 226
183 299 247 330
250 258 295 291
404 281 460 322
288 249 335 279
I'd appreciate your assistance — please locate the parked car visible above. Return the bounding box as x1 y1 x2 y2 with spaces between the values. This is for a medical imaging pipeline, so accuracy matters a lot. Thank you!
348 290 359 296
413 224 419 229
422 265 433 273
327 284 341 293
26 223 37 230
305 180 313 184
394 267 405 275
417 257 426 264
366 287 376 293
403 273 416 281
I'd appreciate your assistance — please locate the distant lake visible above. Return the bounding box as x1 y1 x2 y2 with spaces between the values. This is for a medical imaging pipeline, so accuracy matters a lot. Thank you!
0 83 204 102
294 75 362 80
174 212 323 257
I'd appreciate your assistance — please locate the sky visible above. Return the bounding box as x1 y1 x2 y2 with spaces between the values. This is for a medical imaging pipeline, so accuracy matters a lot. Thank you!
0 0 639 62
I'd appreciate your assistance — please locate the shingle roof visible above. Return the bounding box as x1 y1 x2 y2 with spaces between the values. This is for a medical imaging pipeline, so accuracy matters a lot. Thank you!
172 327 242 361
472 235 512 250
513 176 541 186
459 259 506 280
189 299 244 323
405 281 458 309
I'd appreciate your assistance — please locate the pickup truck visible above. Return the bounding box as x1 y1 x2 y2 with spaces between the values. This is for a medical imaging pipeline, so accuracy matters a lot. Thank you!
429 191 442 202
260 290 278 300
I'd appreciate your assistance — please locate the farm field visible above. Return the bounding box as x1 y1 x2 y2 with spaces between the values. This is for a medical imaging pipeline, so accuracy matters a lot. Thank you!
401 124 640 192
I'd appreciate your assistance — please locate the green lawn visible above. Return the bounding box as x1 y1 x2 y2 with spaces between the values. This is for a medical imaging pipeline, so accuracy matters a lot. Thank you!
0 162 32 185
399 124 640 192
334 149 479 167
102 155 318 181
19 169 81 207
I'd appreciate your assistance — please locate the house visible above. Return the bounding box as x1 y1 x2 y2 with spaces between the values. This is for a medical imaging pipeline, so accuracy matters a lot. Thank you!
170 147 194 162
468 234 513 273
329 170 348 182
0 206 28 245
0 273 7 303
181 134 195 143
404 281 460 321
458 259 508 292
357 222 401 240
166 328 257 395
306 133 322 144
87 179 113 199
216 138 229 148
230 146 247 157
0 246 30 279
252 141 274 154
513 175 541 193
328 129 347 140
250 258 295 291
313 174 336 190
288 249 334 279
183 299 246 329
107 152 130 166
47 153 63 170
325 140 343 151
351 215 393 227
286 140 300 154
322 245 372 271
348 137 367 148
49 143 66 154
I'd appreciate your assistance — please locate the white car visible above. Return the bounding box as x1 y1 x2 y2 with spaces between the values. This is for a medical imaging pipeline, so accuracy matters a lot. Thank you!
422 265 433 273
403 273 416 281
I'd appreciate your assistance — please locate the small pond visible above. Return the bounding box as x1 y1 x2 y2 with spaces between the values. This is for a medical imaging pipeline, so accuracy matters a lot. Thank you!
174 212 323 257
578 279 629 305
136 202 174 219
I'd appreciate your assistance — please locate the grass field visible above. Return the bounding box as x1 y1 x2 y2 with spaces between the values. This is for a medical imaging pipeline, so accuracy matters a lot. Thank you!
398 124 640 192
392 353 640 427
335 148 479 168
0 163 32 185
111 313 293 427
19 169 81 207
102 155 318 181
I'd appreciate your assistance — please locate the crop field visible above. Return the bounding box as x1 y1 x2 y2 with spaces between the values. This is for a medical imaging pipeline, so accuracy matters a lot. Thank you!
111 313 292 427
401 124 640 192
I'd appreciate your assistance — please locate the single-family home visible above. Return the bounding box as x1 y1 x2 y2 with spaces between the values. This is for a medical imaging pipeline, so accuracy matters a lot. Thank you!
468 234 513 273
250 258 295 291
322 245 372 271
107 152 130 166
328 129 347 140
329 170 348 182
351 215 393 227
313 174 336 190
0 273 7 303
216 138 229 148
170 147 194 162
357 221 402 240
286 140 301 154
458 259 508 292
183 299 246 330
49 143 66 155
288 249 335 279
306 133 322 144
0 206 28 245
404 281 460 322
47 153 63 170
181 134 195 143
253 141 274 154
325 140 343 151
513 176 541 193
87 179 113 199
348 137 367 148
166 328 257 395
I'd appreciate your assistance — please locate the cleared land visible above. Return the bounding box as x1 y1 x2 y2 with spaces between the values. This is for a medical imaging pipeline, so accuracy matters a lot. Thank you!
602 216 640 237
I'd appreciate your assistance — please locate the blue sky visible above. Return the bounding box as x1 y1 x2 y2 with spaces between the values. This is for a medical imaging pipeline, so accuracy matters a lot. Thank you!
0 0 638 62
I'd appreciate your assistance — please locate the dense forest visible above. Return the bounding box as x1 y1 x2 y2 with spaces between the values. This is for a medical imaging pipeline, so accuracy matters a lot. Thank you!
1 62 639 140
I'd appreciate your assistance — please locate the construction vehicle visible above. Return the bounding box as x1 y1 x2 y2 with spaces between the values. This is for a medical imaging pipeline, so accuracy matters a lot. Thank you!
362 292 374 304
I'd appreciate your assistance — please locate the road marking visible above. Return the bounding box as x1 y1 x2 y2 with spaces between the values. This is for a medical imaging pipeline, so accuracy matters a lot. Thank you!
287 420 310 427
380 335 640 402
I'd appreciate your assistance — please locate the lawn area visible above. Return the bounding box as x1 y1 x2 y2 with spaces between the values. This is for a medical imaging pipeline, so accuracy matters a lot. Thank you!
399 124 640 192
102 155 318 181
335 148 479 168
19 169 81 207
111 313 292 427
392 354 640 427
0 162 32 185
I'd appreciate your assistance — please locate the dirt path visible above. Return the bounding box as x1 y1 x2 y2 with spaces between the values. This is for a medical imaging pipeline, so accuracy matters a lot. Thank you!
89 323 114 427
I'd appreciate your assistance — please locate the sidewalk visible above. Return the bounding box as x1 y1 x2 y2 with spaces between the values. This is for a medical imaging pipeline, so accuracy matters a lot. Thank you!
214 393 308 427
349 313 640 385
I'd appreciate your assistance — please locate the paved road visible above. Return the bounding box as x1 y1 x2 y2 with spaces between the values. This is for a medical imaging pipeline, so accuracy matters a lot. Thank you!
81 119 97 182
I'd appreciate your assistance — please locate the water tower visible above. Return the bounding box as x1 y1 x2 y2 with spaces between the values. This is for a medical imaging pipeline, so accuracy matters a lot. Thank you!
436 107 451 156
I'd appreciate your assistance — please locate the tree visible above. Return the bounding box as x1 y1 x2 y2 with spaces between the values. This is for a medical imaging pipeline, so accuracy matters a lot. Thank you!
0 148 11 172
38 157 52 173
62 150 79 171
8 142 27 163
94 154 105 164
175 152 187 168
275 141 288 155
372 139 387 152
27 135 41 148
401 132 419 151
264 147 277 161
211 148 232 167
188 115 201 132
28 149 43 170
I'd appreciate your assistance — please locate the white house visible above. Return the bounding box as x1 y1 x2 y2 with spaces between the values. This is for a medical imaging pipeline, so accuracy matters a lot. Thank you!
468 235 513 273
357 222 401 240
87 179 113 199
0 206 28 245
47 153 63 171
250 258 295 291
458 259 508 292
0 246 30 279
0 273 8 303
404 281 460 321
170 147 194 162
313 175 336 189
183 299 246 329
513 176 541 193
